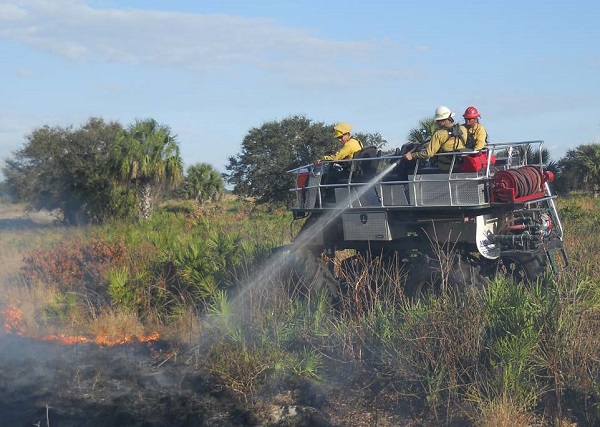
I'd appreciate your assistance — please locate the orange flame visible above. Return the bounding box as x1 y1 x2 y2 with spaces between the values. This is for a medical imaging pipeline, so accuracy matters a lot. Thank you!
38 332 160 346
93 331 160 347
1 305 26 335
2 305 159 346
39 334 90 345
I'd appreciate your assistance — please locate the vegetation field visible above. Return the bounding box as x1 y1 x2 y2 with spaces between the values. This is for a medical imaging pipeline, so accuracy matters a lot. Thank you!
0 194 599 426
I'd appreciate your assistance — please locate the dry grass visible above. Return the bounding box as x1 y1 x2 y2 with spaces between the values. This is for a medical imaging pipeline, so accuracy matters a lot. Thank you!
87 308 148 344
2 282 66 334
474 394 535 427
0 243 24 284
0 203 78 338
0 207 26 272
0 202 27 219
562 194 598 211
159 306 204 345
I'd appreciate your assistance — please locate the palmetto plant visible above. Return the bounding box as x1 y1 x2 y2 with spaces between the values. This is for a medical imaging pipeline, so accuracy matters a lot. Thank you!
291 347 323 380
170 239 220 299
110 118 183 219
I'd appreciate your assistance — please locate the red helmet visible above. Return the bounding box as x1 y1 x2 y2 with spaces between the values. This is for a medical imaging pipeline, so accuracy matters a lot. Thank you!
463 106 481 119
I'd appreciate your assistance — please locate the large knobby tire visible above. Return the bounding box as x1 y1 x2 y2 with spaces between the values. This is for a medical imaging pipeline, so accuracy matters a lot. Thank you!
496 252 548 284
336 250 401 297
282 249 339 298
403 253 439 298
447 254 488 292
405 252 487 298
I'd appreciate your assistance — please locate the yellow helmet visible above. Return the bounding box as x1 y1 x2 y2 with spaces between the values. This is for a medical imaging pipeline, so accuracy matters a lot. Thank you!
334 122 352 137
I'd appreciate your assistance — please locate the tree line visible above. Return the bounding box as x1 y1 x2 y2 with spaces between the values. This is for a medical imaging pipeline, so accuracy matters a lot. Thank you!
1 117 224 224
1 114 598 224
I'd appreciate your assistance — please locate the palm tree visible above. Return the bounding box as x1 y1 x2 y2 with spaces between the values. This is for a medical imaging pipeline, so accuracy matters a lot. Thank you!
516 144 551 166
407 118 437 145
109 119 183 219
493 143 558 175
555 143 600 195
184 163 225 205
573 144 600 196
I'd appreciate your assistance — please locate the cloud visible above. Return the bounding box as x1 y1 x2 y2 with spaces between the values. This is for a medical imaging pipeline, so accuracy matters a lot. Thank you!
0 0 414 86
17 68 35 78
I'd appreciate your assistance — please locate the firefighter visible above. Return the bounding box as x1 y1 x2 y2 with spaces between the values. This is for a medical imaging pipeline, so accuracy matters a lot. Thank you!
317 122 363 164
462 106 488 151
404 106 467 170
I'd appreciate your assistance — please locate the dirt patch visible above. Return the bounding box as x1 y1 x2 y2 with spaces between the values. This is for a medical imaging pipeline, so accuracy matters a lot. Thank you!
0 208 62 229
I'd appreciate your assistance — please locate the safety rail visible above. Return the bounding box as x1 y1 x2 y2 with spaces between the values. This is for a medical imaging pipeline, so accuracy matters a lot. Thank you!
289 140 550 212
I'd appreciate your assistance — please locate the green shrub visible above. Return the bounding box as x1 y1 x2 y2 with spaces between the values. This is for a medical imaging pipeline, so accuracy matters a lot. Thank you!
41 291 79 324
106 266 136 310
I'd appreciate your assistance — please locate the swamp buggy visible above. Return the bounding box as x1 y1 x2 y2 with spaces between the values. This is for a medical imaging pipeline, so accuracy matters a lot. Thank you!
285 140 568 295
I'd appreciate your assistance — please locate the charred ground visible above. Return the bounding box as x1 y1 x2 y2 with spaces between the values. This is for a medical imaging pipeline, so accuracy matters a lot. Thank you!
0 334 435 427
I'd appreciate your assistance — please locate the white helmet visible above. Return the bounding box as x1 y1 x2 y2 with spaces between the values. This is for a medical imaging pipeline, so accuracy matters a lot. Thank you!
434 105 454 121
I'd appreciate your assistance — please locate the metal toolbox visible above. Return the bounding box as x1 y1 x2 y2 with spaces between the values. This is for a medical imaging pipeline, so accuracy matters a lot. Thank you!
342 211 391 241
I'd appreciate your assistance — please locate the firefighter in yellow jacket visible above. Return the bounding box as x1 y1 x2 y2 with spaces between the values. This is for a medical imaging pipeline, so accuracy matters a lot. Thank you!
317 122 363 164
462 106 487 151
404 106 467 170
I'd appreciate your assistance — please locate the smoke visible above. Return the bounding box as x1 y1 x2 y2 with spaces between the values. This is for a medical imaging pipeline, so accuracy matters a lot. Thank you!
0 334 257 426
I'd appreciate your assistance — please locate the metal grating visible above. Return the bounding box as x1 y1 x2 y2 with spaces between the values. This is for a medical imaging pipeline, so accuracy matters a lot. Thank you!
409 173 486 206
342 212 391 241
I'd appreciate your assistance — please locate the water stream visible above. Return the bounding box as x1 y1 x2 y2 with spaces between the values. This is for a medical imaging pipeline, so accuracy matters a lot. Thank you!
230 160 401 305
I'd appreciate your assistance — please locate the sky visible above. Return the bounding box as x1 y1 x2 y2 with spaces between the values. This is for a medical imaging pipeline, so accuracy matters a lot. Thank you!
1 0 599 176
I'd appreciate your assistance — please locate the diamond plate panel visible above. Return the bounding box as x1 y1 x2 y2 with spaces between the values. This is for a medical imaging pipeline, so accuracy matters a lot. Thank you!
342 212 391 241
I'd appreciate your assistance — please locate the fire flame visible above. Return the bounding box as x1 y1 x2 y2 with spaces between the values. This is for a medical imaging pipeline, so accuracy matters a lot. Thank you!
1 305 159 346
2 305 25 335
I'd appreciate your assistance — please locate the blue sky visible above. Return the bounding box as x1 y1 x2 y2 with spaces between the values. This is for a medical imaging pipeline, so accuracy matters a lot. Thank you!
1 0 599 175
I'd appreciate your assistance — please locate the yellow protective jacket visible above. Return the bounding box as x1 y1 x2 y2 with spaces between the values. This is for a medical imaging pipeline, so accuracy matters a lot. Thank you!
466 122 487 151
413 125 468 160
323 137 363 161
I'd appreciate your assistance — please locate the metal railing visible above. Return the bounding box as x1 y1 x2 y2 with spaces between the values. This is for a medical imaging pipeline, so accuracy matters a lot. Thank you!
289 141 548 211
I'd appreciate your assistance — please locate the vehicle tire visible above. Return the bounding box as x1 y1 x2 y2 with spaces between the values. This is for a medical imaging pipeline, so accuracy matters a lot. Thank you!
405 252 487 298
496 252 547 284
403 253 440 298
282 249 339 298
448 254 488 292
295 214 322 250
